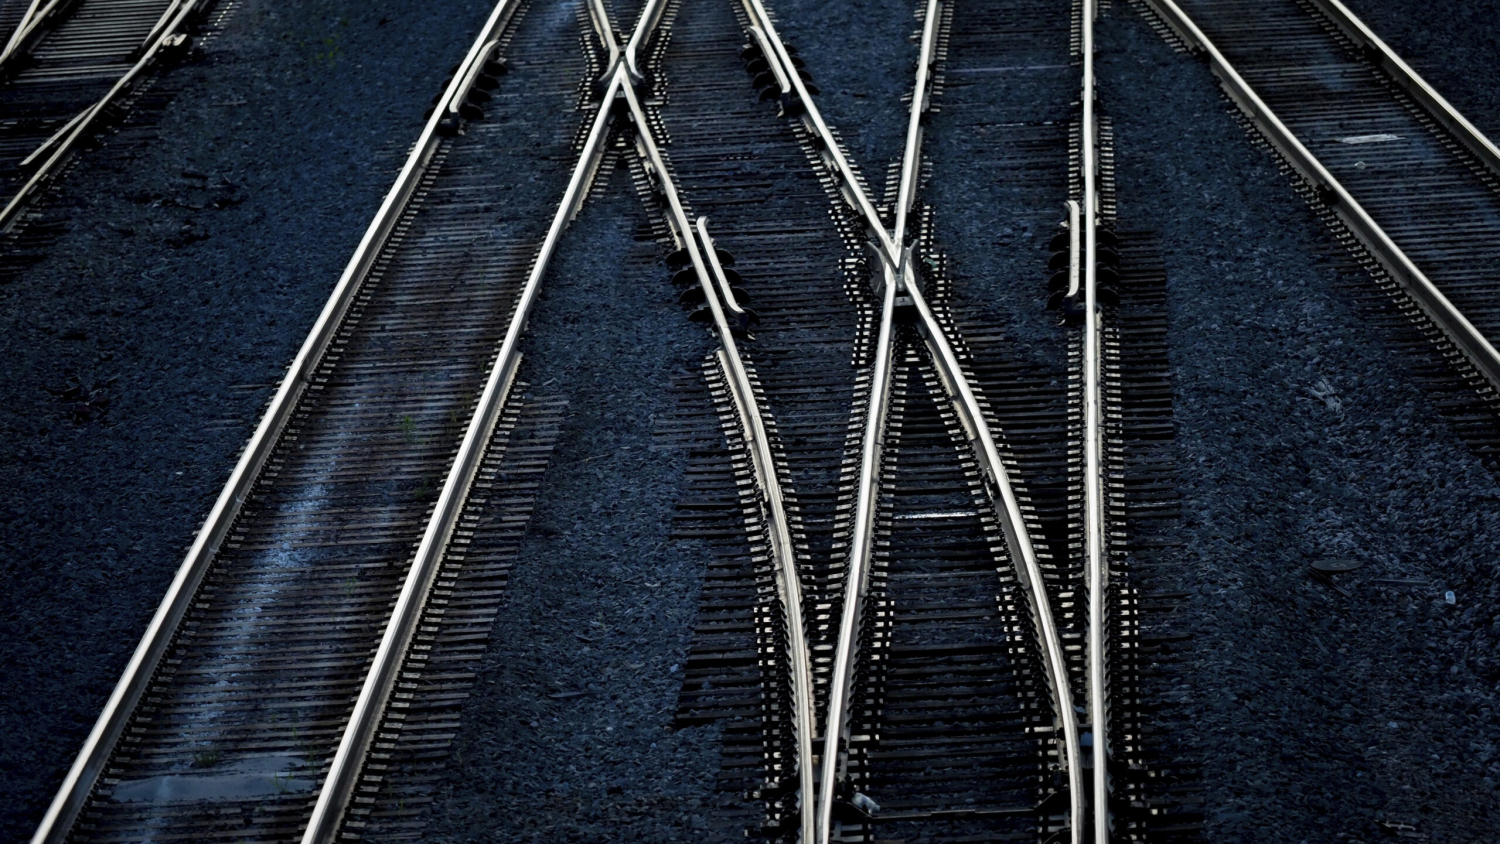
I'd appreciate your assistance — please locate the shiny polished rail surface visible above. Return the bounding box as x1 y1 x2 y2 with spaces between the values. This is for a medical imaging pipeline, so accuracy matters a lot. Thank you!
33 0 824 839
644 0 1097 834
302 0 824 837
26 0 1214 840
742 0 1086 838
644 1 881 835
1079 0 1110 839
813 1 940 840
1140 0 1500 396
297 0 629 835
0 0 204 231
607 2 824 839
0 0 74 68
31 0 533 838
1305 0 1500 180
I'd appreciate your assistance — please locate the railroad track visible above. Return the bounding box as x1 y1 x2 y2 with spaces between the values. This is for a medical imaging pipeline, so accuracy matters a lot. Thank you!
661 0 1198 839
1137 0 1500 458
30 0 596 837
25 0 1500 841
26 0 1191 840
0 0 225 231
29 0 814 838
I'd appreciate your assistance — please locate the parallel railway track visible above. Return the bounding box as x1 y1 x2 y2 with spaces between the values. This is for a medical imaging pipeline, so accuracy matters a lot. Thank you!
1138 0 1500 447
22 0 1500 841
33 0 589 837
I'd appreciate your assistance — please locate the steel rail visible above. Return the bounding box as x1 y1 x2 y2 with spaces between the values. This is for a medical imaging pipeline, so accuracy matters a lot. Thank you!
738 0 1085 839
1141 0 1500 393
1306 0 1500 180
0 0 65 69
890 0 935 256
1080 0 1110 840
28 1 525 840
0 0 202 233
607 2 816 834
141 0 186 50
618 63 820 842
586 0 620 71
814 1 935 840
818 251 899 843
0 0 44 66
623 0 668 81
745 24 790 98
738 0 898 256
302 1 681 837
302 74 620 844
20 100 98 169
906 280 1087 844
0 0 42 63
697 215 753 322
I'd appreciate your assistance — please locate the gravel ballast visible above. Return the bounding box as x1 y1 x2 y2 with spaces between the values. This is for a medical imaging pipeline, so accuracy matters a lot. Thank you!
1341 0 1500 144
1 0 1499 839
415 162 733 843
764 0 915 189
1101 2 1500 839
0 0 493 835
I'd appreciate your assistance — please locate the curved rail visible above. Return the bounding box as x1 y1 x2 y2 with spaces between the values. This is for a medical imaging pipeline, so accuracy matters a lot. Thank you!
738 0 1086 840
29 1 525 840
622 75 821 844
623 0 668 81
815 1 935 840
1142 0 1500 396
302 2 690 838
309 0 816 837
613 3 818 837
